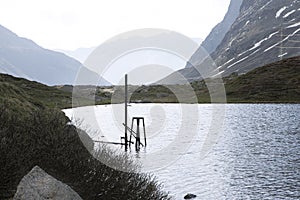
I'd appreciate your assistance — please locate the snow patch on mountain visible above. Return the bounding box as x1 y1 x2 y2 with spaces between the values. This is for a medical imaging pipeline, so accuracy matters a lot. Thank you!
278 52 288 58
211 70 225 77
264 27 300 52
223 58 235 66
283 10 296 18
259 0 272 11
236 31 278 58
276 6 287 18
227 56 249 69
287 22 300 28
216 57 235 70
248 48 261 57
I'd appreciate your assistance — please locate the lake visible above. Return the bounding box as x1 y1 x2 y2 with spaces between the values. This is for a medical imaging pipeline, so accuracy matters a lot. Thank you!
63 104 300 199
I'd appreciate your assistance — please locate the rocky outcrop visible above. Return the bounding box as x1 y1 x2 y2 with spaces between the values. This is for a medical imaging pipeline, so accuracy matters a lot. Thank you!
13 166 82 200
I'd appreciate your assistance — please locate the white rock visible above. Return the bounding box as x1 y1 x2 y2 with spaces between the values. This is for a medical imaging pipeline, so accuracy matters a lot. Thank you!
13 166 82 200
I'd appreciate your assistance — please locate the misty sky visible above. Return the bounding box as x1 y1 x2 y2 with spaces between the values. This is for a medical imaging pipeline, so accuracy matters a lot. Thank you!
0 0 231 50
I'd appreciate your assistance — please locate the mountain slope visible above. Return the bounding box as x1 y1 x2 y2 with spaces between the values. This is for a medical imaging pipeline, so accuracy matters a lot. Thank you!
200 0 243 54
0 25 110 86
162 0 300 83
0 73 72 109
55 47 96 63
138 56 300 103
185 0 243 69
212 0 300 76
0 73 116 108
224 55 300 102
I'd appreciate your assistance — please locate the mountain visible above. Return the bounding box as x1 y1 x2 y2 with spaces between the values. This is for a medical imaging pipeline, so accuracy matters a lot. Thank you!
199 0 243 55
55 47 96 63
0 73 72 109
0 25 110 86
224 55 300 102
212 0 300 76
161 0 300 84
185 0 243 69
133 56 300 103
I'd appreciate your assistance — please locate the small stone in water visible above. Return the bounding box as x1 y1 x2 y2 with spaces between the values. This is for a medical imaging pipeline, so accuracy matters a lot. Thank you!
184 193 197 199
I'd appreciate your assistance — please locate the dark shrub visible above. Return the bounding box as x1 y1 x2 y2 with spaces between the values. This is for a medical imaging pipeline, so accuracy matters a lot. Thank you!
0 103 169 199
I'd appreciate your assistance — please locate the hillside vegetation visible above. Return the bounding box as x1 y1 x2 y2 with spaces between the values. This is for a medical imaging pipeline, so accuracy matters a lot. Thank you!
1 55 299 111
0 74 72 109
224 56 300 103
127 56 300 103
0 74 169 199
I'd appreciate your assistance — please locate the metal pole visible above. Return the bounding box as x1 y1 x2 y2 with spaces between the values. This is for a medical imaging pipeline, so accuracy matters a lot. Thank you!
142 118 147 146
125 74 128 151
136 118 140 151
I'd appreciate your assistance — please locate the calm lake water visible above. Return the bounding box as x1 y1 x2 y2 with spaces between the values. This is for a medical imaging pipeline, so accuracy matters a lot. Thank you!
63 104 300 199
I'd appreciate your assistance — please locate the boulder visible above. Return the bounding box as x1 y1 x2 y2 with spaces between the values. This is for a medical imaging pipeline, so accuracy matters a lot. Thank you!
13 166 82 200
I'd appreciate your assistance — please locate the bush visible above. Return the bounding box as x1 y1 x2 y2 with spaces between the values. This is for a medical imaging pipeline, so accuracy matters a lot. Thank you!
0 102 169 199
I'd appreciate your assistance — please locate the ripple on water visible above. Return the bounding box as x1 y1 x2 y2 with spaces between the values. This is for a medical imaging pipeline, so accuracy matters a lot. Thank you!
63 104 300 199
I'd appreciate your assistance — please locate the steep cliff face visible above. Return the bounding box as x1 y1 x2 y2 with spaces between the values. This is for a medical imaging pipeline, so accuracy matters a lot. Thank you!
162 0 300 84
212 0 300 77
201 0 243 54
185 0 243 69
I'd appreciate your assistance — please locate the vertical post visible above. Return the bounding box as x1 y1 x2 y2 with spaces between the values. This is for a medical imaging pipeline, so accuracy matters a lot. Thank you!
124 74 128 151
136 118 140 151
142 118 147 146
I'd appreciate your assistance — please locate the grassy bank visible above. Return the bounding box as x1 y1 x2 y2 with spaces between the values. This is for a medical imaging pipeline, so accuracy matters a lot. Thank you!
0 74 72 109
0 78 169 199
